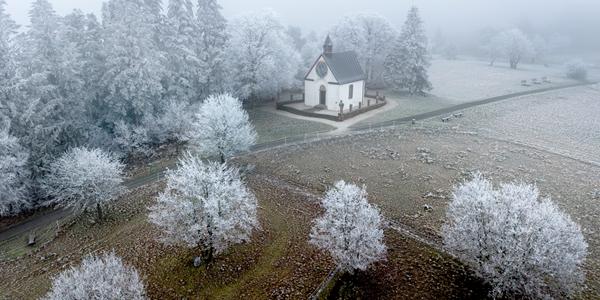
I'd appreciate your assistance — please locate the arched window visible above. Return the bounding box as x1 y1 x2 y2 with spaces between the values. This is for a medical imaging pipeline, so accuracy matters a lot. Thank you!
349 84 354 99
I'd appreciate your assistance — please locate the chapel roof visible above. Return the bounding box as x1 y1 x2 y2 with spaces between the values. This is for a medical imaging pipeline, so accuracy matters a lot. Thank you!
322 51 365 84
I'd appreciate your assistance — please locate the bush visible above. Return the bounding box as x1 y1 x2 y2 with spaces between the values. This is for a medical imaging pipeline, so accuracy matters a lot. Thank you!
566 60 588 81
442 173 587 299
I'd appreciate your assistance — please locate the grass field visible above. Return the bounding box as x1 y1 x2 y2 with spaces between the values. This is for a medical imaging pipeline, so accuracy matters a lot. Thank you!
355 58 579 128
242 121 600 298
249 109 336 144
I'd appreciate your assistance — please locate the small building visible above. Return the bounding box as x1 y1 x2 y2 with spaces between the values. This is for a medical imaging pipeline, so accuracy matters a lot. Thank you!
304 36 365 111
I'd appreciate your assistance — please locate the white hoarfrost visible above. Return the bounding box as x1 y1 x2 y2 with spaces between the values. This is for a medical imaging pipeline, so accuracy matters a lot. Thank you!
384 7 432 95
330 13 396 85
226 9 301 101
44 252 145 300
487 28 534 69
42 147 125 220
191 93 256 163
442 173 588 299
0 127 31 216
310 181 386 273
148 154 259 260
565 59 588 81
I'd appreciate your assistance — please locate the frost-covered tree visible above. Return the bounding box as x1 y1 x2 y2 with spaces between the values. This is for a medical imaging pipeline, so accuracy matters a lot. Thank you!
0 0 18 106
488 28 534 69
384 7 432 95
0 126 31 217
196 0 228 96
226 9 300 101
331 13 396 85
11 0 82 179
565 59 588 81
310 181 386 273
147 99 195 145
43 147 125 221
44 252 145 300
100 0 165 132
148 155 259 262
531 34 548 63
299 30 321 69
164 0 201 104
190 94 256 163
442 174 588 299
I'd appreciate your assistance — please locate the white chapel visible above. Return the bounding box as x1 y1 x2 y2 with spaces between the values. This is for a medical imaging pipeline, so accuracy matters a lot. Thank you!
304 36 365 111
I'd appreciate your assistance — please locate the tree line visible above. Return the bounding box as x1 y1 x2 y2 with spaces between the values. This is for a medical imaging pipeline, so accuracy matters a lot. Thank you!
0 1 433 217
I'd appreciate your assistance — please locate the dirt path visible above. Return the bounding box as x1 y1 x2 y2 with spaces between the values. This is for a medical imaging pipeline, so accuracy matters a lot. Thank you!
1 80 597 246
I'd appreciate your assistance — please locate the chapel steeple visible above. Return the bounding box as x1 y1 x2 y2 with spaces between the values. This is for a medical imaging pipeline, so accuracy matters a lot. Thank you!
323 35 333 55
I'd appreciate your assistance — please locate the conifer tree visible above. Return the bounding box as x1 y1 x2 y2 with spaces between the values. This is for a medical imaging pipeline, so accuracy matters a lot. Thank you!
196 0 228 96
384 7 432 95
165 0 201 104
0 0 18 106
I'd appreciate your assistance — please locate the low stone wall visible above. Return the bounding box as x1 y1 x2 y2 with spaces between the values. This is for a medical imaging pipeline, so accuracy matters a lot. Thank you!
340 100 386 121
276 103 340 122
276 99 387 122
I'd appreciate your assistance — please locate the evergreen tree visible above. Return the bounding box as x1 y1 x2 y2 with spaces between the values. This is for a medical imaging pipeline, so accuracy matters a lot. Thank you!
100 0 165 150
0 0 18 107
384 7 432 95
165 0 201 104
13 0 78 180
196 0 228 96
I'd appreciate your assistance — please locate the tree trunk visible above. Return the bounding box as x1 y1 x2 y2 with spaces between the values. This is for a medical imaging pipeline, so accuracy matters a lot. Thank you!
204 246 214 264
96 203 103 221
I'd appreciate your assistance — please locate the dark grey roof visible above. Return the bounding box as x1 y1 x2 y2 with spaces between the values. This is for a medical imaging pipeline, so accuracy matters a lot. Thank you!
323 51 365 84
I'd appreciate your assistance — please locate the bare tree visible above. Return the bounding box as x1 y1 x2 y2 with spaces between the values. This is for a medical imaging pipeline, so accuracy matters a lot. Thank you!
310 180 386 273
148 154 259 263
44 252 145 300
442 173 588 299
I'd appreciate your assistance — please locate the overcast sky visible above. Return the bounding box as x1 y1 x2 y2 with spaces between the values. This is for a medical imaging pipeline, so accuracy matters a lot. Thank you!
5 0 600 48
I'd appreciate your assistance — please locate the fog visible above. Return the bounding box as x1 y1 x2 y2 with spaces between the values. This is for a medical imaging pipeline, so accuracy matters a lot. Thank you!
6 0 600 51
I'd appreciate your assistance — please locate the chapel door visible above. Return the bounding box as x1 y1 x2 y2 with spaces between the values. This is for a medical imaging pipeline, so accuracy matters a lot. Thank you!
319 85 326 105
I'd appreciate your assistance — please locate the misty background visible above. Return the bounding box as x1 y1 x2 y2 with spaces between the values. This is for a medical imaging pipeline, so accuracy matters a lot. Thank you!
6 0 600 53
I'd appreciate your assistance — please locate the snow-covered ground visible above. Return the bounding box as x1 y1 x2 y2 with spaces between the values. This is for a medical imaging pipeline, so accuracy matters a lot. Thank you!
429 58 576 103
354 58 588 127
428 84 600 165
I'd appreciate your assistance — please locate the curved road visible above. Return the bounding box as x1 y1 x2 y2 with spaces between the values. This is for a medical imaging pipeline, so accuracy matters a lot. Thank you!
0 81 596 245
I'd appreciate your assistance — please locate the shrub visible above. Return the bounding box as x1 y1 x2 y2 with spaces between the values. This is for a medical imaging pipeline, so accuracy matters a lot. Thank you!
566 59 588 81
